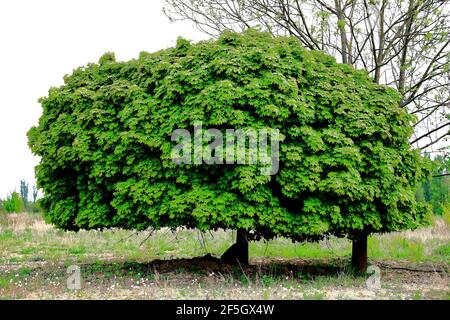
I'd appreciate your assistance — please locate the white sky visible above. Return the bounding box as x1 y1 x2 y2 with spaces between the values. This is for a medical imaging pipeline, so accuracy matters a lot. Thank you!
0 0 208 199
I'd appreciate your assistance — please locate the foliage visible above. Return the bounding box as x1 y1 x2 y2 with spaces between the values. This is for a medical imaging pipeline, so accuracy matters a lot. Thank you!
28 30 429 241
443 205 450 226
3 192 25 213
416 155 449 215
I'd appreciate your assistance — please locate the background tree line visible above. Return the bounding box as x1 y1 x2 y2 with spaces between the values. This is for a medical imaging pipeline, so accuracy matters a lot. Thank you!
0 180 40 213
416 154 449 215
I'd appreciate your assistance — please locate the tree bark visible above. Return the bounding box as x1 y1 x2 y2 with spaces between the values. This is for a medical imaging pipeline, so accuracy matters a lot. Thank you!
334 0 350 65
351 233 368 273
220 229 249 265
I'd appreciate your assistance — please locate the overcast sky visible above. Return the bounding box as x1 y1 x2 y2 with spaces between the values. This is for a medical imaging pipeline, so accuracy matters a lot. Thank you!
0 0 208 199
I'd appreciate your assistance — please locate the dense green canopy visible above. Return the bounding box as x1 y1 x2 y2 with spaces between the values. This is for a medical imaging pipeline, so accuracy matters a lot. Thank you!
28 30 429 241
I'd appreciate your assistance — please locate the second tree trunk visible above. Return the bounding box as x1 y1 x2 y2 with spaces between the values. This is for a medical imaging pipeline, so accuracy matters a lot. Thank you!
351 233 368 274
220 229 249 265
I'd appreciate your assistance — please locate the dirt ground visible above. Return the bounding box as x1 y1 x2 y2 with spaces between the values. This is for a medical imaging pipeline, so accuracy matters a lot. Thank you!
1 254 448 300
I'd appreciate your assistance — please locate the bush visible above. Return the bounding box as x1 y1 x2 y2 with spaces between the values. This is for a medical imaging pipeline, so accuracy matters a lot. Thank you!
28 30 428 242
3 192 24 213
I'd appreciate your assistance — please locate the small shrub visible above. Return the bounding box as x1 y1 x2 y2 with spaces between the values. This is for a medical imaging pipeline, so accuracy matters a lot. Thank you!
3 192 24 213
0 276 10 289
434 244 450 259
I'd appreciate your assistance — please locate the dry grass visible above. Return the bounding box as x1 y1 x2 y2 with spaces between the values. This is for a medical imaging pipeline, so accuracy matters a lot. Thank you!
382 219 449 242
0 212 51 234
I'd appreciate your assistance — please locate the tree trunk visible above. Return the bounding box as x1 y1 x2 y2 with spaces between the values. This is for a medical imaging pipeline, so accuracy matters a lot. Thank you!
220 229 249 265
351 233 368 274
335 0 350 65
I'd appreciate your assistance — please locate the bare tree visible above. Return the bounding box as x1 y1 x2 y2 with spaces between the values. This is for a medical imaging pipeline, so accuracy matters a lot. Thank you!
164 0 450 153
164 0 450 271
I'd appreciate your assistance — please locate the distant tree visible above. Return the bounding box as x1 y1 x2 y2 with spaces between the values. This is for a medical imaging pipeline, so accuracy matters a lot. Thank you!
32 185 38 204
20 180 29 210
4 192 24 213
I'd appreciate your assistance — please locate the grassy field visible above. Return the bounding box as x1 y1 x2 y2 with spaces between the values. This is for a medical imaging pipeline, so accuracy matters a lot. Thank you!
0 212 448 300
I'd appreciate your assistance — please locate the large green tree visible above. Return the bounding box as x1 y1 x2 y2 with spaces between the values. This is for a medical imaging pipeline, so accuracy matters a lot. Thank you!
28 30 429 272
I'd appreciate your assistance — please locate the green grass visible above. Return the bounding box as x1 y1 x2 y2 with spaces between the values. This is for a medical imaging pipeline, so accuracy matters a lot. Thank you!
250 238 350 259
411 291 424 300
434 244 450 260
0 277 10 289
18 267 33 277
68 246 87 255
0 230 14 241
368 236 427 261
0 214 448 265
